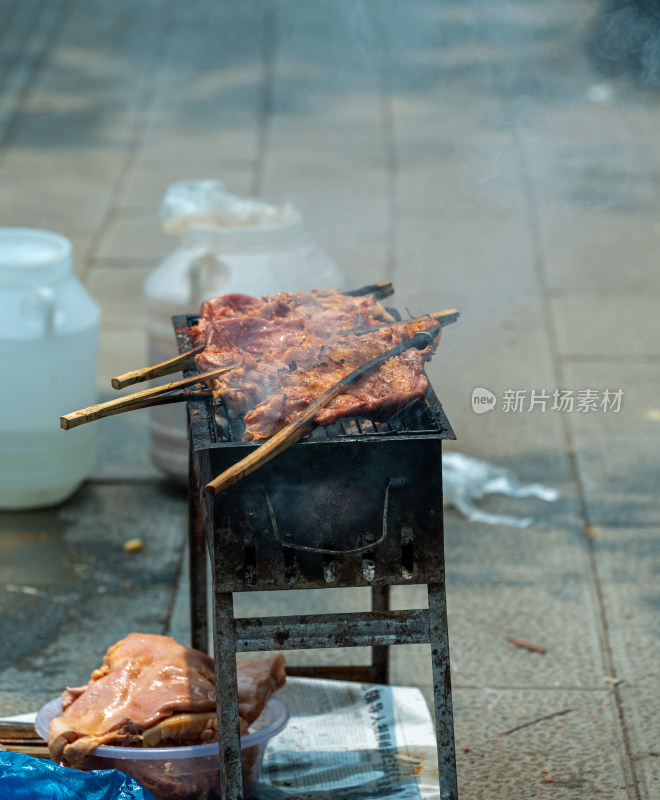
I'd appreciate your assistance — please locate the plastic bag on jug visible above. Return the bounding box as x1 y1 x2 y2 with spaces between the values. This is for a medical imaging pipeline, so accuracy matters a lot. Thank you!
0 751 156 800
159 179 298 234
442 451 559 528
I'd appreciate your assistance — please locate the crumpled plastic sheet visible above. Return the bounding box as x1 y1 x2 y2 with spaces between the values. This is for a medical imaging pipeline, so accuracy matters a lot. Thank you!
159 179 298 234
0 751 156 800
442 452 559 528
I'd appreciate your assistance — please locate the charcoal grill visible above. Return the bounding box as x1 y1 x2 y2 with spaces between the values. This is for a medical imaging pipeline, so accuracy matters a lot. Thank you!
174 313 459 800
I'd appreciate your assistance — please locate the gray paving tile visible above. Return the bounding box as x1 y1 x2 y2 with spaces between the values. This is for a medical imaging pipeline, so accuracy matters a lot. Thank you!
551 294 660 359
262 152 390 285
525 131 658 213
97 329 148 393
443 513 590 586
0 482 186 698
0 690 54 718
0 1 64 148
0 146 123 184
267 106 387 161
95 213 171 260
603 580 660 632
451 687 632 799
572 434 660 525
539 207 660 295
560 365 660 524
593 526 660 604
265 10 386 157
524 131 660 294
311 221 390 292
606 627 660 799
636 756 660 800
86 262 152 327
0 174 112 232
134 7 266 164
393 213 539 335
136 110 261 169
262 152 390 225
396 141 527 218
445 581 604 690
91 390 161 482
562 362 660 435
608 625 660 700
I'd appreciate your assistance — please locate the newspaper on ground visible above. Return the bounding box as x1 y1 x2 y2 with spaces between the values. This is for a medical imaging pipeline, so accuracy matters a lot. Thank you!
257 677 441 800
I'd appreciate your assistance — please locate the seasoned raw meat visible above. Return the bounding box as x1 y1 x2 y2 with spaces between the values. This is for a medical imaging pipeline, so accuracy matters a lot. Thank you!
242 317 438 440
195 316 325 414
190 288 393 345
48 633 286 766
188 288 440 438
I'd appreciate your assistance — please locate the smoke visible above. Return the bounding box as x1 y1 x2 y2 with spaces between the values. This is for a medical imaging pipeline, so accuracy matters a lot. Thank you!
588 0 660 85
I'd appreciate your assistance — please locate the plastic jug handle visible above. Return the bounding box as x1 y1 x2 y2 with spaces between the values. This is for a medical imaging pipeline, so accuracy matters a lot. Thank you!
22 286 56 337
187 251 229 308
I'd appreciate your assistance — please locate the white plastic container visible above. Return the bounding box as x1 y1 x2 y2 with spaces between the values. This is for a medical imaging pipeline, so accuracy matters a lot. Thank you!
0 228 99 509
36 696 289 800
144 182 346 482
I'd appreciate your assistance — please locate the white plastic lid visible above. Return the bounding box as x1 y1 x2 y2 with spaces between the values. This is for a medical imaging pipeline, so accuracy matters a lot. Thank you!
0 228 72 284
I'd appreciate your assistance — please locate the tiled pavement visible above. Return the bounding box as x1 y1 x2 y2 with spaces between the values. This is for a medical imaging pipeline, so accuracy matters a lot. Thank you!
1 1 659 798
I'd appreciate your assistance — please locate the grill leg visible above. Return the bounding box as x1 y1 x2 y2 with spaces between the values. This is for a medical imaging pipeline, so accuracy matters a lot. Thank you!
371 584 390 684
428 583 459 800
188 450 208 653
213 589 244 800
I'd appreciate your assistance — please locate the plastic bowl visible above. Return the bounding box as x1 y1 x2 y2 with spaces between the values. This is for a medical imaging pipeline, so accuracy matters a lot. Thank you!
35 696 288 800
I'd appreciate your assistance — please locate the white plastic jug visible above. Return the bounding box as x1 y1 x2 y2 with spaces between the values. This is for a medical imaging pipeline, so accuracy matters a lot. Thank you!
144 181 347 483
0 228 100 509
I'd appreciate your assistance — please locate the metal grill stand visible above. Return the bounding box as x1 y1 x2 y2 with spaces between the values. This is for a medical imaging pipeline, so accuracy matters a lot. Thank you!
178 315 459 800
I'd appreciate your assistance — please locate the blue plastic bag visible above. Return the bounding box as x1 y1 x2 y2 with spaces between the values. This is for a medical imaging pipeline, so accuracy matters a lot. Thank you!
0 751 157 800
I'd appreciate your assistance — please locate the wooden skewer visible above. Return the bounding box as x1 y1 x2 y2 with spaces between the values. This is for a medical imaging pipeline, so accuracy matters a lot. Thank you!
343 280 393 299
430 308 460 326
111 344 206 389
204 325 440 496
60 365 236 430
0 741 51 758
0 721 43 741
347 308 460 336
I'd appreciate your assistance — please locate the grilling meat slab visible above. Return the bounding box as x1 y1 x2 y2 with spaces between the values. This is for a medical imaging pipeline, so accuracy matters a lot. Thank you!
191 288 394 339
48 633 286 766
189 288 440 440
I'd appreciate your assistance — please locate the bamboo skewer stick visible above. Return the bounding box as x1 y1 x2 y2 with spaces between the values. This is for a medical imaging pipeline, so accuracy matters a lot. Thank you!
0 720 50 757
0 741 51 758
430 308 460 326
347 308 459 336
0 721 43 741
204 325 440 496
344 280 393 299
60 366 236 430
111 345 206 389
